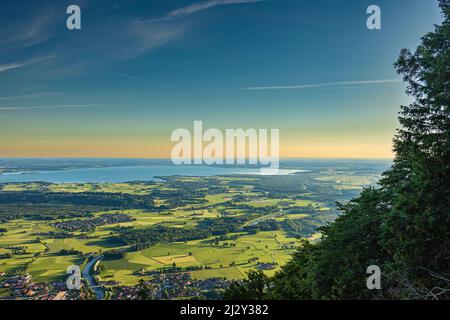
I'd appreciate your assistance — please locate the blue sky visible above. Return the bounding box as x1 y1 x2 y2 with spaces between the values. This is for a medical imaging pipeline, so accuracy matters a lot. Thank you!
0 0 444 158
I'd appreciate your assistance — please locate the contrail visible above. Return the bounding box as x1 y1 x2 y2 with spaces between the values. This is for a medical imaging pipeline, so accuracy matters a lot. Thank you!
243 79 402 91
167 0 264 18
119 73 144 81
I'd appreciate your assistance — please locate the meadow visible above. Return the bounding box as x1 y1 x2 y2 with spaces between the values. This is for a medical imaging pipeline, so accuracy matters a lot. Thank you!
0 166 383 297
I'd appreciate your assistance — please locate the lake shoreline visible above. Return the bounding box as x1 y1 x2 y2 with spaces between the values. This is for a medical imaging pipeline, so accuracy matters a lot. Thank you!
0 165 308 183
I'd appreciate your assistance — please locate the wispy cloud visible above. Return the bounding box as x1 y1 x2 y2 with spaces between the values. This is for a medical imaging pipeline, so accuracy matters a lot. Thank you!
0 62 28 73
243 79 402 90
0 92 63 101
0 104 106 111
0 6 61 48
127 0 266 58
0 0 263 79
59 15 190 62
116 18 188 59
119 73 144 81
51 0 264 63
0 55 55 74
167 0 264 18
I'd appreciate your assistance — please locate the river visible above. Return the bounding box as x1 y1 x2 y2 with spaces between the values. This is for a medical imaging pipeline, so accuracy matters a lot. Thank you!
82 255 105 300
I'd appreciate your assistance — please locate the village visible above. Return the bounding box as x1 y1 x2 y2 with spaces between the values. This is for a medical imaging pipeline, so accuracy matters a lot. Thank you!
52 213 134 232
112 273 230 300
0 268 231 300
0 272 85 300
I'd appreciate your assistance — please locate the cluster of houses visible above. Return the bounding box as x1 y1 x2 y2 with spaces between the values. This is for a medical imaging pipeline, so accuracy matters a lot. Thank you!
256 262 278 270
98 280 119 286
0 273 78 300
52 213 133 232
112 273 230 300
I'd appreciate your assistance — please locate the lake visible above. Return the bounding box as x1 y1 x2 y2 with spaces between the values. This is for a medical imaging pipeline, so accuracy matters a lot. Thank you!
0 165 303 183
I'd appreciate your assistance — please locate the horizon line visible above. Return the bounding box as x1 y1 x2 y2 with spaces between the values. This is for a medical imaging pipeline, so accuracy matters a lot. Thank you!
0 156 394 161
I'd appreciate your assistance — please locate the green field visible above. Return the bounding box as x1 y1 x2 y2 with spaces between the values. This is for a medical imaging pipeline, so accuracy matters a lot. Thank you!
0 171 376 295
96 230 296 284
